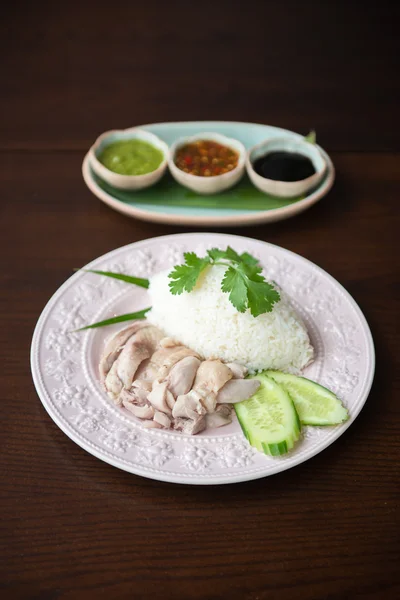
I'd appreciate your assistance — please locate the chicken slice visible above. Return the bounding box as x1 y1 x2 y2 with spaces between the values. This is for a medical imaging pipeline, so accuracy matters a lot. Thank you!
199 392 217 414
167 356 201 398
191 360 233 412
105 344 148 399
216 379 261 404
133 358 160 385
104 360 124 402
166 391 176 410
148 346 200 380
131 379 152 393
99 322 149 382
172 390 207 420
123 401 155 420
205 404 233 429
136 346 199 385
159 337 181 348
105 325 164 397
120 388 154 418
225 363 248 379
193 360 233 395
117 342 150 390
174 415 206 435
120 386 148 405
153 411 172 429
142 420 162 429
147 381 174 414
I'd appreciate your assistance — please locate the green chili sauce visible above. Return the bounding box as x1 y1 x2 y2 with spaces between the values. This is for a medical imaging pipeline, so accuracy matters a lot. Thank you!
98 139 164 175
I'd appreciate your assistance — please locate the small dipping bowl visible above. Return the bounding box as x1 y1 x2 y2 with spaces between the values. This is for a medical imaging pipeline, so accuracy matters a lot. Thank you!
168 132 246 195
89 128 169 190
246 137 327 198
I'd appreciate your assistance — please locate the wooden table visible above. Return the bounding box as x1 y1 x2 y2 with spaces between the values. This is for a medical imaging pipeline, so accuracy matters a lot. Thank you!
2 2 399 598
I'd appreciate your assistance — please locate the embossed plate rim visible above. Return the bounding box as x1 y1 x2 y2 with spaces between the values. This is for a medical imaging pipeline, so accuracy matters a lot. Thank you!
31 233 375 485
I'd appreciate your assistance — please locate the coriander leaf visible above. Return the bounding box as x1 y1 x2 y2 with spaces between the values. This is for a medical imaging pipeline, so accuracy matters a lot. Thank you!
207 246 241 263
221 266 247 313
207 248 228 261
237 261 264 281
246 280 281 317
182 251 207 267
168 252 210 294
168 265 201 294
239 252 259 267
224 246 241 263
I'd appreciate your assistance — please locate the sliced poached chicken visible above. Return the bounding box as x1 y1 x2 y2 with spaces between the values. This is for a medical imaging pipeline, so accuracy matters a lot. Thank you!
100 322 259 434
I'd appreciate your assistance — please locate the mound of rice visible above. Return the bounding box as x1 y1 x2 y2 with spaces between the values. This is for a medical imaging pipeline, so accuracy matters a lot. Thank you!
146 265 314 374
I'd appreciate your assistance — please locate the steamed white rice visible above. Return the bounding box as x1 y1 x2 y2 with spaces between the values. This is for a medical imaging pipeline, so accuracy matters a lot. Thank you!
146 265 314 374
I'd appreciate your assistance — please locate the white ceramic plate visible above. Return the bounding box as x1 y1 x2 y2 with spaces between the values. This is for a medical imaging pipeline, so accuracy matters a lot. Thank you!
82 121 335 227
31 233 374 485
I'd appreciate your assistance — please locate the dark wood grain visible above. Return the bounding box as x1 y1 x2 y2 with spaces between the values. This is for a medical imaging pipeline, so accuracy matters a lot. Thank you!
1 1 400 599
1 0 399 152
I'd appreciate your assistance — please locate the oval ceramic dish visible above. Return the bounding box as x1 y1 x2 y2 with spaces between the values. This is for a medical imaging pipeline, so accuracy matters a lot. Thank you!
31 233 374 485
82 121 335 227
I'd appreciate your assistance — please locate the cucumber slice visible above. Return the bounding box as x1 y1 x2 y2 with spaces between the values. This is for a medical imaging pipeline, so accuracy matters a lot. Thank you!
235 374 301 456
265 371 348 426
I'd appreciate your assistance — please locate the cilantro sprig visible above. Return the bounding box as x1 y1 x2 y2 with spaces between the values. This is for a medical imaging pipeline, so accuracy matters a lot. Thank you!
168 247 280 317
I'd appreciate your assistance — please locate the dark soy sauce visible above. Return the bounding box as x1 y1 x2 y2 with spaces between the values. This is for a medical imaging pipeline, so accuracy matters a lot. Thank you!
253 151 316 182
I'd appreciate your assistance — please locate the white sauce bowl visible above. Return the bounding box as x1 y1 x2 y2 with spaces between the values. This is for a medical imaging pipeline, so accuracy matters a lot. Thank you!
246 137 327 198
89 128 169 191
168 132 246 195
